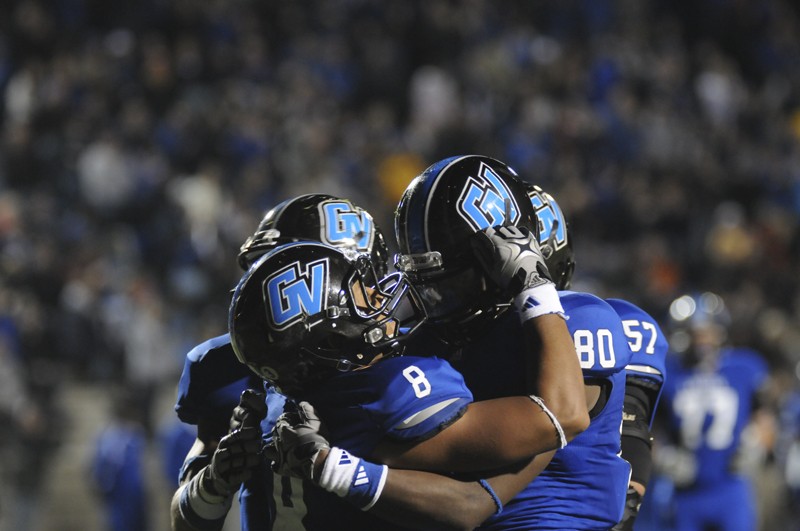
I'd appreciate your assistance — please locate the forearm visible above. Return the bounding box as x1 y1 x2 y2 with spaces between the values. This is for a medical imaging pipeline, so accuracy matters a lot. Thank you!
520 310 589 442
374 397 571 471
313 448 554 530
171 468 232 531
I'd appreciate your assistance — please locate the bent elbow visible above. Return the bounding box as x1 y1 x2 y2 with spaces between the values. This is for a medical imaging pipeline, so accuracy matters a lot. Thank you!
560 408 590 442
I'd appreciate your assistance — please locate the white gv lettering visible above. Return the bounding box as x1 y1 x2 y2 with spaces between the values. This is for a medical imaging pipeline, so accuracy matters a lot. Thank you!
574 329 616 369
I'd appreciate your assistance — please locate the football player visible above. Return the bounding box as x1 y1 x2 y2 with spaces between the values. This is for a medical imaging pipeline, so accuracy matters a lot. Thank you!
527 184 669 529
228 236 587 529
267 155 634 529
170 193 391 531
606 298 668 530
176 184 589 530
639 291 771 531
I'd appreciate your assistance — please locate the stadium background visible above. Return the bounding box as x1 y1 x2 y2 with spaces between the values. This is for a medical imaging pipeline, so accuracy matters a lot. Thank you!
1 0 799 529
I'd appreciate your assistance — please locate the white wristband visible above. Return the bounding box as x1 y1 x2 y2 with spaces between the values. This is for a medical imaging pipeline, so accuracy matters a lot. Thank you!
514 283 565 322
529 394 567 449
178 472 233 524
318 447 388 511
319 447 360 497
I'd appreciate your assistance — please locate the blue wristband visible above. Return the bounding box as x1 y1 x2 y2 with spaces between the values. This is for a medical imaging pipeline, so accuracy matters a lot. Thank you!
478 479 503 515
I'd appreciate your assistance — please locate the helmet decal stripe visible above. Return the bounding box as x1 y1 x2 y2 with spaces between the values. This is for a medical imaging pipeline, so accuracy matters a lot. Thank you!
530 191 568 249
319 200 375 251
422 156 467 250
456 161 520 231
264 257 330 330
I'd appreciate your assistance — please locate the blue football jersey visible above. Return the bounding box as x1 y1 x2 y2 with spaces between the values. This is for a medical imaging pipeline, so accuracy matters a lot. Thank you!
455 291 632 530
661 347 768 486
606 298 669 426
269 355 473 530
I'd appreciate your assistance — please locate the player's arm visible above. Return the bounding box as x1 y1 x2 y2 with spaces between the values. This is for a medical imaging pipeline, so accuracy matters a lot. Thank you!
613 376 661 531
170 391 266 531
371 225 589 472
271 401 556 530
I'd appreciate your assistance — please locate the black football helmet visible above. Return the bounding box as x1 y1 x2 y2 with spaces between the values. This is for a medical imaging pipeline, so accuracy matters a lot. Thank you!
667 291 730 367
527 185 575 290
394 155 537 330
237 194 390 276
229 242 426 396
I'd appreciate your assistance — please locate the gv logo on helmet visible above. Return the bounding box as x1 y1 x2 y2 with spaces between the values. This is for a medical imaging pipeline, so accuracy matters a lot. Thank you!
319 200 375 251
456 162 519 231
530 191 567 250
264 258 329 330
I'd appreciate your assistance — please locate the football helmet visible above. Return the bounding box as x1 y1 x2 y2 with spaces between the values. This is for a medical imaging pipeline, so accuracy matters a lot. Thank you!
667 291 730 366
527 185 575 290
237 194 390 276
229 242 426 396
394 155 537 329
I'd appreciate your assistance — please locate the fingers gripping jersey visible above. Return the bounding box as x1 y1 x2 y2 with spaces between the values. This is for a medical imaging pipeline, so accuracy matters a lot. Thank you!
455 291 633 530
606 298 668 427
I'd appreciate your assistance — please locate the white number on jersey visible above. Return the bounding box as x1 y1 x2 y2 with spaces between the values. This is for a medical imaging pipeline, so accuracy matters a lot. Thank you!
673 384 739 450
620 319 658 354
403 365 431 398
574 329 616 369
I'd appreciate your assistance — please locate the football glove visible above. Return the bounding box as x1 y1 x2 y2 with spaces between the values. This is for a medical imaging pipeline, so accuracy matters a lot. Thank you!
268 401 331 482
230 389 268 432
471 224 554 298
199 390 267 498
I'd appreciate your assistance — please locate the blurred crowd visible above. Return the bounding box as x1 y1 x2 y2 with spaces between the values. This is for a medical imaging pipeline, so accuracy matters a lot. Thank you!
1 0 800 529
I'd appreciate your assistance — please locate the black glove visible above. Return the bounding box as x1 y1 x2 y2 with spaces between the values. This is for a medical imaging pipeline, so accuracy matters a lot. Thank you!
611 487 643 531
199 390 268 497
471 224 553 298
268 401 331 482
230 389 268 432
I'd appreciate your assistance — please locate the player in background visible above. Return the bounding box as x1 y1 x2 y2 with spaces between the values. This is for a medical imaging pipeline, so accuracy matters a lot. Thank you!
638 291 772 531
606 298 668 530
170 194 391 531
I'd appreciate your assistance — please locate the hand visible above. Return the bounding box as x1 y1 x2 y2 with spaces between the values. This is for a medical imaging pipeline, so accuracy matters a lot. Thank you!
611 487 643 531
268 401 331 482
230 389 268 432
471 224 553 297
200 427 264 498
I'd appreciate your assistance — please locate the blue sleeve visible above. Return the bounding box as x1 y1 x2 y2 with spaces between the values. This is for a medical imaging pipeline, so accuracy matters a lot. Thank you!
308 356 472 456
174 333 262 439
560 291 632 378
606 298 668 387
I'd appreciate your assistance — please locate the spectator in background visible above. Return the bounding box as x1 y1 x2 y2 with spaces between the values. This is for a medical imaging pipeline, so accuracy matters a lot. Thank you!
90 389 148 531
